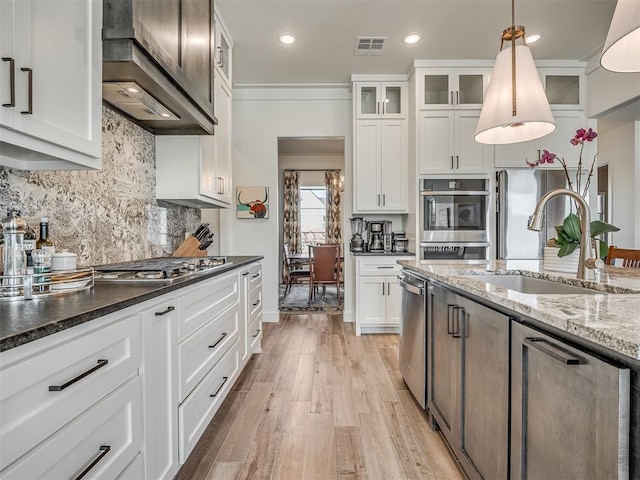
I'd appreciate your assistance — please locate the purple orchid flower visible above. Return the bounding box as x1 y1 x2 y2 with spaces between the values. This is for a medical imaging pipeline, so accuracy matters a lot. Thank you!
539 150 556 164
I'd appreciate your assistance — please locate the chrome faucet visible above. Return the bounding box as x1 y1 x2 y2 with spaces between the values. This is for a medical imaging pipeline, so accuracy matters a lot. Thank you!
527 188 592 280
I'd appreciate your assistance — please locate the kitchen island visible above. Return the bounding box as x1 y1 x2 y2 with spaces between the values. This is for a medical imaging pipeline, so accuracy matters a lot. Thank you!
399 258 640 480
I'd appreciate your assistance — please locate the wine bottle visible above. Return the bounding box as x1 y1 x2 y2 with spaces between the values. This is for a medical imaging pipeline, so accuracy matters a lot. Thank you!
36 217 55 254
23 223 36 267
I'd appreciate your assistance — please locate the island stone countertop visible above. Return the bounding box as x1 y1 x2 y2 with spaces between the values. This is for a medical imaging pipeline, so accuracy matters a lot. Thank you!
0 256 263 352
399 259 640 365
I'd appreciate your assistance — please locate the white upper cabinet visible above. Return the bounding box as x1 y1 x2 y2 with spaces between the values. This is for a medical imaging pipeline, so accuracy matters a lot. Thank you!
418 68 490 110
419 111 492 175
494 112 590 169
355 82 407 119
354 120 408 212
212 73 233 205
538 67 585 110
214 9 233 89
0 0 102 170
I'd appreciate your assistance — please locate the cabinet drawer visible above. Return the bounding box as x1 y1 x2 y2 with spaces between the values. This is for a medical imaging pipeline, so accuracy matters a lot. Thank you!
179 342 239 462
1 377 142 479
178 302 239 402
249 288 262 324
178 271 239 341
249 316 262 353
248 264 262 292
358 259 403 275
0 314 141 471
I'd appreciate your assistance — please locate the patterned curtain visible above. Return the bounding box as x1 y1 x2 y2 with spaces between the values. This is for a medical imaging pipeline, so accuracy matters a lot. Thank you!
283 171 301 253
325 171 342 245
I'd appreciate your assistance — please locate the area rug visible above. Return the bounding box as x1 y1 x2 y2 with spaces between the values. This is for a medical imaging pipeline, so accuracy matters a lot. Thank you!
279 283 343 312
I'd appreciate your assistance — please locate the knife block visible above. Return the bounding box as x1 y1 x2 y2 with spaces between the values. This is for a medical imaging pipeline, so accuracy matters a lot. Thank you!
172 236 207 257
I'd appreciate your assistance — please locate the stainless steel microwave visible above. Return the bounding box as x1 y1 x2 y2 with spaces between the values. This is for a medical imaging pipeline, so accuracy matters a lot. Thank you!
419 178 490 261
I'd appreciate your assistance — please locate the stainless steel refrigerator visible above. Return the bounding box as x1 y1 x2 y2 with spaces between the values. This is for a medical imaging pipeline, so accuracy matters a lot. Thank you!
496 169 586 260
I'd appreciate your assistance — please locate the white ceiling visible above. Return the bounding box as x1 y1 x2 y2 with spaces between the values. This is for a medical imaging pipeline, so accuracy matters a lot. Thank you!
217 0 618 87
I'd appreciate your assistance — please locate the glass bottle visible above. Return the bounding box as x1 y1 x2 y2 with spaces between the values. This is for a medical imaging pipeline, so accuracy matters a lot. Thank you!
23 223 36 267
1 209 26 297
36 217 55 254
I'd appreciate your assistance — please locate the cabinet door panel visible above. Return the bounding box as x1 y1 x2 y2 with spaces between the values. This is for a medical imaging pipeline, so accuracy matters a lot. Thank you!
460 301 509 480
213 76 232 204
385 276 401 326
182 0 213 108
358 276 386 325
0 0 14 128
380 121 407 211
455 112 491 173
419 112 454 174
427 288 458 441
355 121 381 211
133 0 180 67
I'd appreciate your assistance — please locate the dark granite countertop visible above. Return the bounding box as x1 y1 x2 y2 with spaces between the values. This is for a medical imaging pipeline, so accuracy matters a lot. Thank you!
0 256 263 352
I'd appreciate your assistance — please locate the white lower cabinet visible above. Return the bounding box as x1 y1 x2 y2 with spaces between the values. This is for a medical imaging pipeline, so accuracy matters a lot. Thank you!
0 261 263 479
178 342 240 462
355 256 403 335
1 377 142 479
141 297 179 480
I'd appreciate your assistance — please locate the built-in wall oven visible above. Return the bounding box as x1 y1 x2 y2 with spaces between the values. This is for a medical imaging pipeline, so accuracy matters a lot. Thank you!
419 178 490 261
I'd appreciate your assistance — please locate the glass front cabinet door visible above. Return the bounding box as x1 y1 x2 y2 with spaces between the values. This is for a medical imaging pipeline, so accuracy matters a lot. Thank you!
355 82 407 119
419 68 489 109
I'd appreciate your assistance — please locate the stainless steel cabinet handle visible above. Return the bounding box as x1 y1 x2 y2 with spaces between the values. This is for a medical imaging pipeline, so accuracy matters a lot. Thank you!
377 194 381 206
456 155 459 169
382 193 386 206
217 176 224 194
210 376 228 398
20 67 32 114
74 445 111 480
49 359 108 391
524 337 582 365
208 332 227 349
155 306 175 316
377 101 380 115
2 57 15 107
452 307 464 338
387 282 390 295
450 90 454 105
447 305 455 334
377 266 394 269
455 91 459 105
252 328 261 338
450 156 454 170
217 47 224 67
398 278 423 295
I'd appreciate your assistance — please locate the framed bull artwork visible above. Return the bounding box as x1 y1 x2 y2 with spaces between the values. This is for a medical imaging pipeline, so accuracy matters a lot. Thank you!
236 186 270 219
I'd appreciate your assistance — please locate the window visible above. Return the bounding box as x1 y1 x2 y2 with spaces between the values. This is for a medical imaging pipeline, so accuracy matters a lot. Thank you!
300 186 326 251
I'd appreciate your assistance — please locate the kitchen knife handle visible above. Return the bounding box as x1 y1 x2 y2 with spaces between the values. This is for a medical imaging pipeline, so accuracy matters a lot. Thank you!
20 67 32 114
2 57 15 107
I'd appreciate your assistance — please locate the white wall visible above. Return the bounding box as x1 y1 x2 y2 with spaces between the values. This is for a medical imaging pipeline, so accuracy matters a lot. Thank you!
224 88 353 322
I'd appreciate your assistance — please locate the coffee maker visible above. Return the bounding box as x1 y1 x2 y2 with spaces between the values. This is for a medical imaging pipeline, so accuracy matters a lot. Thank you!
349 217 366 252
368 222 384 252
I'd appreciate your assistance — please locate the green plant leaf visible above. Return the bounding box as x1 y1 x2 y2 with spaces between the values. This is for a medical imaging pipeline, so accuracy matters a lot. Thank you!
590 220 620 238
562 214 582 242
558 242 578 257
598 241 609 260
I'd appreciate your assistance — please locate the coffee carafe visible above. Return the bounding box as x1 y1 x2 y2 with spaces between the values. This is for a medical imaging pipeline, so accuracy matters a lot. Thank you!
349 216 367 252
368 221 384 252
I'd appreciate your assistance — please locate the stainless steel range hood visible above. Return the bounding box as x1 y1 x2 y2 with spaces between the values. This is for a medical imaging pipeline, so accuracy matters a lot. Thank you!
102 39 217 135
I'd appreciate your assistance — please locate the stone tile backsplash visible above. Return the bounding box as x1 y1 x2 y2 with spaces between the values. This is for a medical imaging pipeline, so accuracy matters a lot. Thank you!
0 107 201 266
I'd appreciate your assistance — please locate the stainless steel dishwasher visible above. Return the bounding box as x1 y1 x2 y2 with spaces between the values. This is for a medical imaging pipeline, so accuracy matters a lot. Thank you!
399 270 427 408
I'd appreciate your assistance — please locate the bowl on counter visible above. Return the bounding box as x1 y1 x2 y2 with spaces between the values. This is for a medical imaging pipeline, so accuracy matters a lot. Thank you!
51 249 77 272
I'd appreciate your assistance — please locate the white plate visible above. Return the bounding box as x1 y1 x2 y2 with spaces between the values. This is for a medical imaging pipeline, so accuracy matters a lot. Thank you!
50 279 91 291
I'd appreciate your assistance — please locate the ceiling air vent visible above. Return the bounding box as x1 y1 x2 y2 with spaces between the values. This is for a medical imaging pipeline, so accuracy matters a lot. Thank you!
354 37 387 56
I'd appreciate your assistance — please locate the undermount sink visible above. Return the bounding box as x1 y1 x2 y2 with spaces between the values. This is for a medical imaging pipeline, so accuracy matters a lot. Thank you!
465 274 601 295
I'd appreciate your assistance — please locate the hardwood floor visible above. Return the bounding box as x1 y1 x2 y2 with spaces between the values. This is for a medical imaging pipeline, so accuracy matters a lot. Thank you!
176 313 464 480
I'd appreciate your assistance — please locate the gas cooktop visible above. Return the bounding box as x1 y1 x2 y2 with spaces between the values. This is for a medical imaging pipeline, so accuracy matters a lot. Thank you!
93 256 231 283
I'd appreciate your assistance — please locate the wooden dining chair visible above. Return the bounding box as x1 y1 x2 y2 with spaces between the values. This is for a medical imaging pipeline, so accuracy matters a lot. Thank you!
282 243 310 296
605 245 640 268
308 244 341 306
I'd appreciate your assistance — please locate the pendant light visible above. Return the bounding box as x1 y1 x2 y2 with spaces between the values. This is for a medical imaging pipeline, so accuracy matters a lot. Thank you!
600 0 640 73
475 0 555 145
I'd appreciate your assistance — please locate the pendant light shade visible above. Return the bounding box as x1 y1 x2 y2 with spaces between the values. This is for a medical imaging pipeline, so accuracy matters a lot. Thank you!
475 45 556 144
600 0 640 72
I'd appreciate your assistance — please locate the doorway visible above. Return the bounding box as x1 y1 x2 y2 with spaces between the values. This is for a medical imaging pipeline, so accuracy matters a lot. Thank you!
277 137 345 311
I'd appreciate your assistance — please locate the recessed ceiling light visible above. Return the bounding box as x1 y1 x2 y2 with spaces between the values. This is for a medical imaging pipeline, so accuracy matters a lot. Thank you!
279 33 296 45
403 32 422 45
526 32 542 44
125 86 140 93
